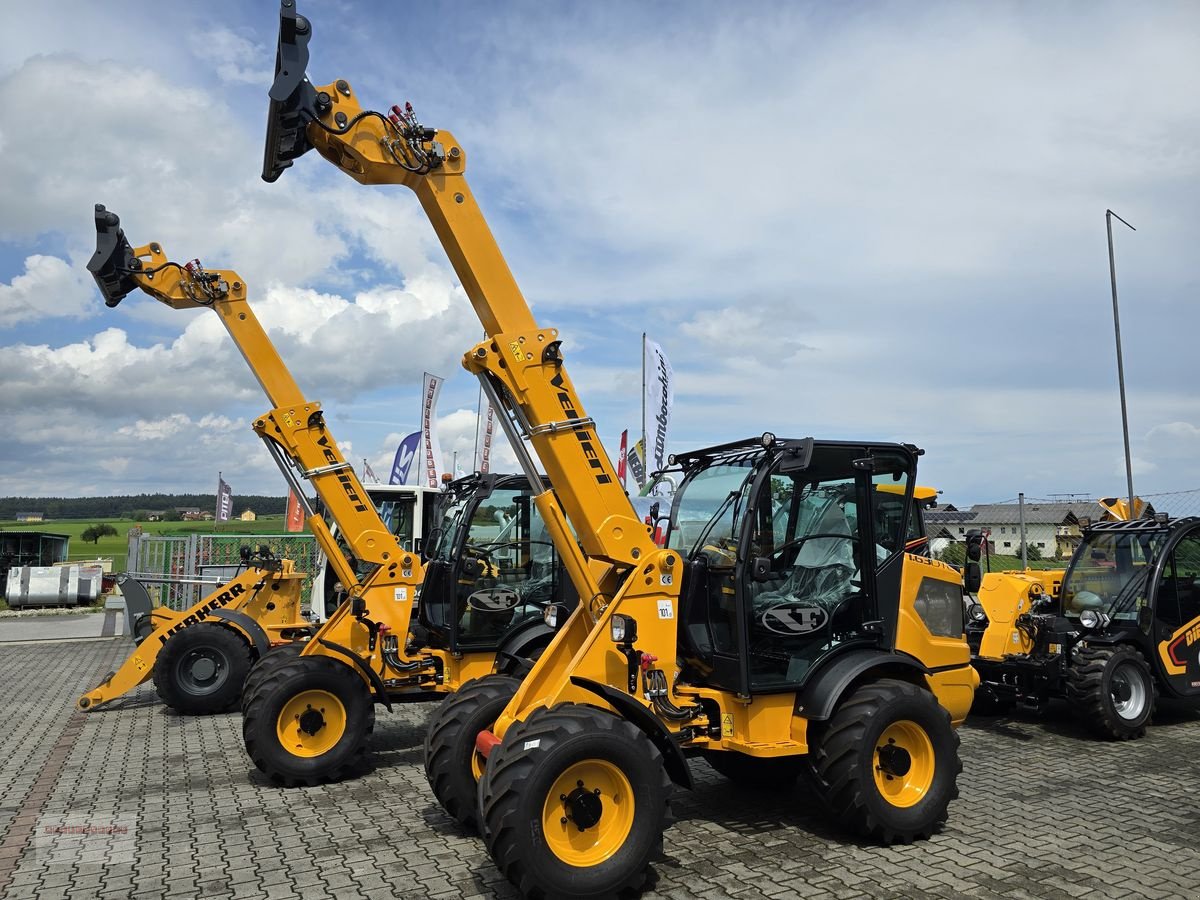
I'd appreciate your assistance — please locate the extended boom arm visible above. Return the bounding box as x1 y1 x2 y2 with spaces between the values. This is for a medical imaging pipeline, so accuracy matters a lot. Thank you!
260 2 690 741
88 205 430 688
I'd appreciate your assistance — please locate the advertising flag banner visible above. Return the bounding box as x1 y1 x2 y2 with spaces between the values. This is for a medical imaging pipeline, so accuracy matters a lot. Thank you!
285 489 305 532
617 430 628 486
362 459 379 484
479 402 495 474
215 476 233 523
627 438 647 489
421 373 445 489
643 339 674 485
389 431 421 485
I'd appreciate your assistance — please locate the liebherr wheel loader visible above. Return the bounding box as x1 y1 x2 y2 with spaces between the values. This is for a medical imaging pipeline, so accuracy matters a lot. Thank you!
968 516 1200 739
77 477 437 715
260 3 978 895
86 210 577 783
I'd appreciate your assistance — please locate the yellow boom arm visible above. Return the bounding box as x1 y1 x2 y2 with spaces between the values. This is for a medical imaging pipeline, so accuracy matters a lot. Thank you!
87 207 430 689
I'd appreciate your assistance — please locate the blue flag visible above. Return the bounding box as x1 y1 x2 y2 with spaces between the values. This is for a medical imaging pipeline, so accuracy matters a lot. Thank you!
389 431 422 485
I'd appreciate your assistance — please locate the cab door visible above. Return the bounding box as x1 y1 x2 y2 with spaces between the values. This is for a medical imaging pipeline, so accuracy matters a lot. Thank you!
1153 526 1200 697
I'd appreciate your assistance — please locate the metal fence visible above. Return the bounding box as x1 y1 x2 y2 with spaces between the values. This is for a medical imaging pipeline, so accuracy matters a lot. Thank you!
125 530 321 611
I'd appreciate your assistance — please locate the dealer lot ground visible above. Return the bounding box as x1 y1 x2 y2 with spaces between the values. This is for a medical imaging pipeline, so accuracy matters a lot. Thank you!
1 638 1198 900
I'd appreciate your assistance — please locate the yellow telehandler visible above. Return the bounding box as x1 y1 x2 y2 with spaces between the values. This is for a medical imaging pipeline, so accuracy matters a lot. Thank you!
86 210 578 782
257 2 979 894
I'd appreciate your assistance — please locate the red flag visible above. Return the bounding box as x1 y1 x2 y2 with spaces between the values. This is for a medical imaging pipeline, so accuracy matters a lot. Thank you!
618 430 628 487
285 489 305 533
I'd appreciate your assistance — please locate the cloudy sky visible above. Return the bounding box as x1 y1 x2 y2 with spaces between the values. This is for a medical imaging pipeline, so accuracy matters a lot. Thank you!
0 1 1196 509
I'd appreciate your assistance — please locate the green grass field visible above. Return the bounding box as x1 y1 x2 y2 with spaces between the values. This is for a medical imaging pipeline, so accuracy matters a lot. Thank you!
0 517 304 571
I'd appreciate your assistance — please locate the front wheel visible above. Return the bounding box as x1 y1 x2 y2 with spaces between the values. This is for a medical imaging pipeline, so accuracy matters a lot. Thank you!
242 655 374 786
152 622 252 715
423 675 521 832
813 678 960 844
241 641 306 715
1067 644 1155 740
480 705 672 899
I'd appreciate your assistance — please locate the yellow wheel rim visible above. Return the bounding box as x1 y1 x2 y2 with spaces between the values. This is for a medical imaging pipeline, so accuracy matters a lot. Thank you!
873 719 935 808
541 759 635 867
275 689 347 758
470 748 486 783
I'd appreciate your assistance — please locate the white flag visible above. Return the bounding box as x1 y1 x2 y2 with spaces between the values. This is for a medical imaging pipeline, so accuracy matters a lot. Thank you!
643 338 674 489
420 373 445 489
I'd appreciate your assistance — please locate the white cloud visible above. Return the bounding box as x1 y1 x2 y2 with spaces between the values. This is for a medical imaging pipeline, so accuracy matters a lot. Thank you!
0 255 94 327
190 28 269 86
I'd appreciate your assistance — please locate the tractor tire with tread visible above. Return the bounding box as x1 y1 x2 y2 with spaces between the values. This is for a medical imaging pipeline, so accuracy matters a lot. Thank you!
243 655 374 787
241 641 305 715
152 622 253 715
1066 644 1155 740
813 678 960 844
479 704 672 899
424 675 521 832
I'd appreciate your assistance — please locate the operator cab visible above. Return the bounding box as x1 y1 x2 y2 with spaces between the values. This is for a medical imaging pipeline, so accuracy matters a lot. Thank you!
418 474 578 658
1061 517 1200 698
670 436 961 696
311 483 440 619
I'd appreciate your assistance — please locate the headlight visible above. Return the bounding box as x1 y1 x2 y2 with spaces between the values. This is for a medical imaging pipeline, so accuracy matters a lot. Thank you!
610 614 638 645
967 603 988 624
543 604 559 628
1078 609 1111 631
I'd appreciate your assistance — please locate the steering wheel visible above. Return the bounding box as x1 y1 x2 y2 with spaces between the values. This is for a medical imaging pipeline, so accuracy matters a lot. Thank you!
766 532 860 564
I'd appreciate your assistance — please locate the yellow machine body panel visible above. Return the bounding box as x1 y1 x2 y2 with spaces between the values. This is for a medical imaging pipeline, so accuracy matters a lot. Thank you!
78 562 307 710
974 571 1056 660
895 554 978 725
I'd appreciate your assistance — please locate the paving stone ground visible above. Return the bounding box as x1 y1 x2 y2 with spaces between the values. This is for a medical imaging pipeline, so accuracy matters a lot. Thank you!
2 637 1199 899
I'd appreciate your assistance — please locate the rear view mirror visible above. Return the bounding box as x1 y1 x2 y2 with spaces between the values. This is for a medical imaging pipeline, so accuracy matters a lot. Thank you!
965 530 984 562
963 561 982 594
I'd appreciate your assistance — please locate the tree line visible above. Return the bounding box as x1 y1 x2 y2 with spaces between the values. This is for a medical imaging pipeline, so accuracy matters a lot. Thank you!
0 494 289 521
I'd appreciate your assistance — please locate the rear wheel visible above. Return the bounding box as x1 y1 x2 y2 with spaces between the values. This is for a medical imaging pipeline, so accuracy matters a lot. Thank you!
242 655 374 786
480 705 671 899
1067 644 1155 740
701 750 808 789
813 678 960 844
152 622 252 715
241 642 305 715
423 675 521 831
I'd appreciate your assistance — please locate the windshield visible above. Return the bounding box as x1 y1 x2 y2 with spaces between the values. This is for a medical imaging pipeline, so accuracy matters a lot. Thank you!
668 459 757 559
427 488 473 562
1062 530 1168 620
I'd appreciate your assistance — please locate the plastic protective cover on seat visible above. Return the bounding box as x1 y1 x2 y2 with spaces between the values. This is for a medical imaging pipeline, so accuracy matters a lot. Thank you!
753 496 856 614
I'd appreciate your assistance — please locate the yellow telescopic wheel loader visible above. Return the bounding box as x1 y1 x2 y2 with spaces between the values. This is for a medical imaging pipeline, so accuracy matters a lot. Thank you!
77 547 312 714
967 516 1200 739
86 210 579 786
260 4 980 894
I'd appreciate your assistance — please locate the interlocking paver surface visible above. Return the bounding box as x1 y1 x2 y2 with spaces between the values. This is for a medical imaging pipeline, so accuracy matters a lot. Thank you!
2 637 1199 899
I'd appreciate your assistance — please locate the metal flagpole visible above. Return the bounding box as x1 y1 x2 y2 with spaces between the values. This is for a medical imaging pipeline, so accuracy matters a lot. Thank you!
473 383 484 470
640 332 647 459
1106 209 1137 519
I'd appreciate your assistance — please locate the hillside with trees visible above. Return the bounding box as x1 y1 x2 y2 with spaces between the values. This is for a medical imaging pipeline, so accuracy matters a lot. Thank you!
0 494 288 520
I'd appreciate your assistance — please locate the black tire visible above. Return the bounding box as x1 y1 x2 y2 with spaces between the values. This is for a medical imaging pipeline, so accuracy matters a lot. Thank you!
241 642 306 716
242 655 374 787
423 675 521 831
1066 644 1155 740
152 622 253 715
813 678 960 844
479 705 672 899
701 750 808 789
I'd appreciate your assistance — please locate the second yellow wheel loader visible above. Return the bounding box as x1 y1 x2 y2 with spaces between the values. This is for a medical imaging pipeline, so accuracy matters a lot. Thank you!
87 210 578 784
259 3 980 894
